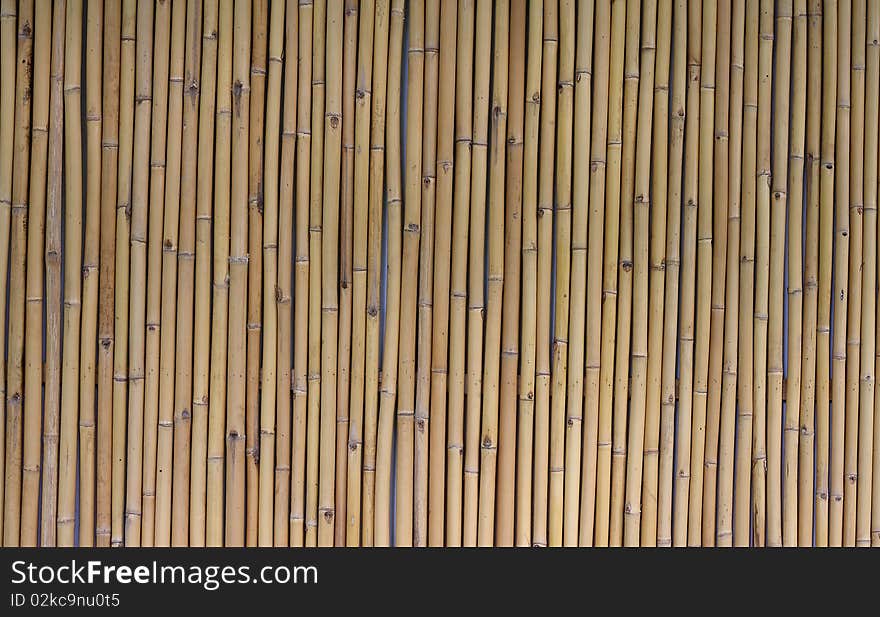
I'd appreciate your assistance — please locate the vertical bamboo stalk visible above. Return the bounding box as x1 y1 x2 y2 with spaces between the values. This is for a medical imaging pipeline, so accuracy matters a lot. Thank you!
672 0 701 547
206 0 232 547
642 0 671 547
40 0 66 548
515 0 542 548
397 0 424 548
496 0 526 548
478 0 510 547
549 0 572 548
446 0 474 548
798 0 822 546
170 0 203 548
259 0 285 547
274 0 297 547
96 0 121 549
360 0 391 548
56 0 80 548
245 0 267 547
291 0 313 548
830 0 849 547
816 0 836 549
141 0 172 547
191 0 219 548
346 0 375 547
734 0 758 547
581 0 609 546
657 0 687 547
414 0 439 548
622 0 656 547
20 0 51 547
334 0 357 547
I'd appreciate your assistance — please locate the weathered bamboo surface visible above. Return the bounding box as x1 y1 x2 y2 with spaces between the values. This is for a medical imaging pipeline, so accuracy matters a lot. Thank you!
0 0 876 547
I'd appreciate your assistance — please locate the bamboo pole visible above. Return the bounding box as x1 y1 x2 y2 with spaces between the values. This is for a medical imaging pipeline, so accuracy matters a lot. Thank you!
657 0 687 547
642 0 671 547
516 0 541 548
845 0 865 547
245 0 267 547
816 0 836 549
595 0 625 546
192 0 219 548
3 0 35 548
169 0 203 548
830 0 849 547
674 0 702 546
798 0 822 546
57 0 79 548
206 0 232 547
716 0 744 547
334 0 357 547
140 0 173 547
446 0 474 548
549 0 572 548
96 0 121 549
259 0 285 548
477 0 510 547
275 0 297 547
414 0 439 548
532 0 557 548
581 0 609 546
622 0 656 547
397 0 424 548
291 0 313 548
20 0 51 547
40 0 66 548
858 0 878 548
360 0 391 548
347 0 376 547
75 0 103 548
497 0 526 547
306 0 326 548
734 0 758 547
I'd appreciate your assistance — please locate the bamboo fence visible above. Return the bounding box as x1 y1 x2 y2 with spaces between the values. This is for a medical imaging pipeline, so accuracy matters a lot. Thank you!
1 0 879 547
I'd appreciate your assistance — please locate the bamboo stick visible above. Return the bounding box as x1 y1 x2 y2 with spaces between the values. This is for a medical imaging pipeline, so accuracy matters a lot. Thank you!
206 0 232 547
415 0 439 548
245 0 267 547
259 0 285 548
581 0 609 546
374 0 404 547
673 0 702 546
57 0 80 548
96 0 121 549
734 0 758 547
623 0 656 547
816 0 836 548
20 0 51 547
549 0 572 548
334 0 357 548
192 0 219 548
347 0 376 547
658 0 687 546
291 0 313 548
140 0 173 547
446 0 474 548
830 0 849 547
497 0 526 547
169 0 203 548
397 0 424 548
516 0 541 548
40 0 67 548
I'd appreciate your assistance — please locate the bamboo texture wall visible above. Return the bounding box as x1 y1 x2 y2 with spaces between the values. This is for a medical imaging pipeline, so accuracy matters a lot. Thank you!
0 0 875 547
